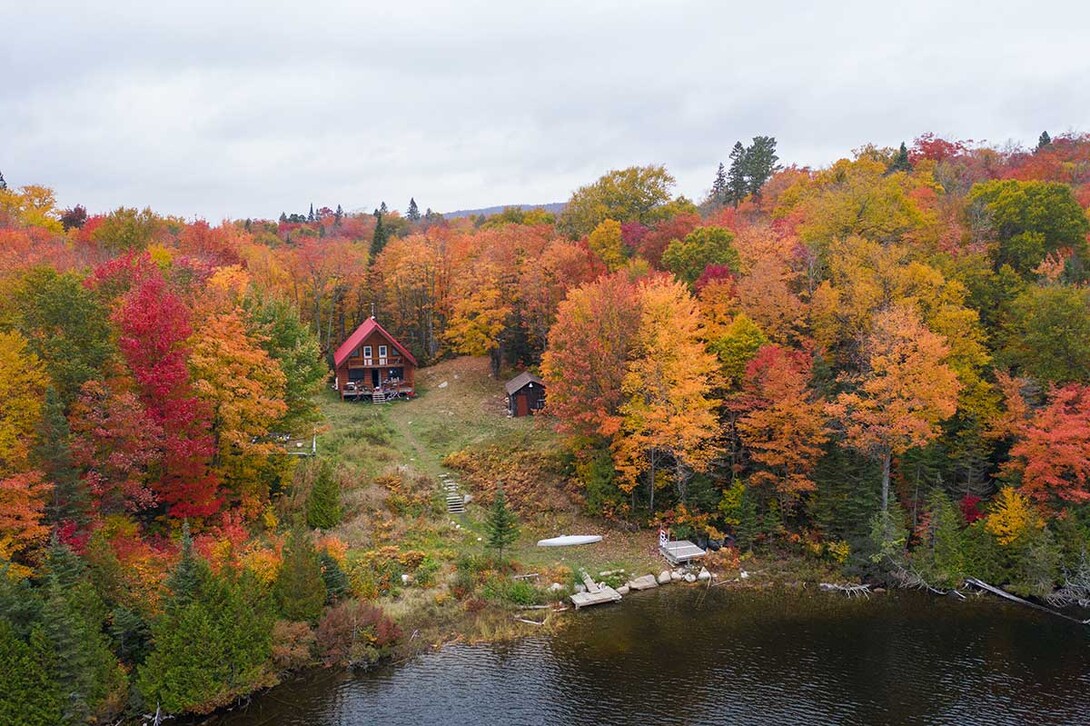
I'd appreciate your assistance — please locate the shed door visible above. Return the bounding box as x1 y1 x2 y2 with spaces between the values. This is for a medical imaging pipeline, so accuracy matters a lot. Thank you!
516 394 529 417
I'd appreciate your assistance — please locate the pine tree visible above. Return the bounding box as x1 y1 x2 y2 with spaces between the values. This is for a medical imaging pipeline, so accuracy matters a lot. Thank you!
407 197 421 221
1037 131 1052 150
379 201 388 215
334 204 344 227
726 142 747 207
888 142 912 173
307 204 315 223
275 529 326 622
306 461 342 530
743 135 780 197
35 387 89 526
0 170 7 190
318 552 349 603
278 212 287 223
710 162 728 206
484 488 520 560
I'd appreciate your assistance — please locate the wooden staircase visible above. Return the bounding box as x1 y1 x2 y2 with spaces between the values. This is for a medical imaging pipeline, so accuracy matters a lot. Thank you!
440 473 466 514
372 390 386 404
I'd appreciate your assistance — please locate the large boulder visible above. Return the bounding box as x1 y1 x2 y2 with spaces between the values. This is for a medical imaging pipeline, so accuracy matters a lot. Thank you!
628 574 659 591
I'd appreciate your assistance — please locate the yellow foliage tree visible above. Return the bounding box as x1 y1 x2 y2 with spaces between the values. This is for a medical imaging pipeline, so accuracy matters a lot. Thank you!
188 311 288 515
587 219 626 272
613 277 721 513
985 486 1042 546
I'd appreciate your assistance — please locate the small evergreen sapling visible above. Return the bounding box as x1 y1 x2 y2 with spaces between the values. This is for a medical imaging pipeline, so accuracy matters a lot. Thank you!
485 487 520 561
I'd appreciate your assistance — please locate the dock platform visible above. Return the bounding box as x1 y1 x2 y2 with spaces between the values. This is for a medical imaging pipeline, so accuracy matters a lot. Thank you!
570 569 622 609
660 540 706 566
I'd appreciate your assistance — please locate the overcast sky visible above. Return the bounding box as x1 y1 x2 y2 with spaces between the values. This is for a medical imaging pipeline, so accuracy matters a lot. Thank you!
2 0 1088 220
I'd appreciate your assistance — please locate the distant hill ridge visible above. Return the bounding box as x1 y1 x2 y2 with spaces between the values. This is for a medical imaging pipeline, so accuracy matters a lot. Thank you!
442 202 565 219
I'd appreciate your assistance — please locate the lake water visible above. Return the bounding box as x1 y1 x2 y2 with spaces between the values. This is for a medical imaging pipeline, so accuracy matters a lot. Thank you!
204 587 1090 725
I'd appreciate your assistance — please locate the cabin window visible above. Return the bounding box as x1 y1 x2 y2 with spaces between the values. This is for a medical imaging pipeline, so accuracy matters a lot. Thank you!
379 345 388 358
363 345 372 358
348 368 366 382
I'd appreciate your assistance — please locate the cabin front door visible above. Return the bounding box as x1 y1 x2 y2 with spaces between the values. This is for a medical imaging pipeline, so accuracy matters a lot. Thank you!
372 369 380 388
516 394 529 417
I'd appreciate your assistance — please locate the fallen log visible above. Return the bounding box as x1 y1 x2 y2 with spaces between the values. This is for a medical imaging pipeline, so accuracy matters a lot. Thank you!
965 577 1089 625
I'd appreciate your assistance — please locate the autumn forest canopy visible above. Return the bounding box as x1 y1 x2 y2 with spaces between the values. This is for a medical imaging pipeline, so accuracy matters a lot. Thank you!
2 130 1090 720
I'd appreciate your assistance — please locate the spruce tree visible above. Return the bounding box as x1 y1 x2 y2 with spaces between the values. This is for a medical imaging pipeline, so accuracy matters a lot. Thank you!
710 162 728 206
166 523 206 610
0 622 61 726
275 529 327 622
279 212 288 223
334 204 344 226
888 142 912 173
485 488 520 561
371 214 390 258
726 142 748 207
1037 131 1052 150
35 388 89 526
379 201 388 215
318 552 349 603
307 204 315 223
306 461 342 530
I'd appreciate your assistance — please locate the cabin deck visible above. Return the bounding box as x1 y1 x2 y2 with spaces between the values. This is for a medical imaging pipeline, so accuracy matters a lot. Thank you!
339 384 414 402
660 540 706 565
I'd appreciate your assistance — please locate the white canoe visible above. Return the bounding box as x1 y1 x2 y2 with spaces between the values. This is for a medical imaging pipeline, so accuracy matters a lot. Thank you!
536 535 602 547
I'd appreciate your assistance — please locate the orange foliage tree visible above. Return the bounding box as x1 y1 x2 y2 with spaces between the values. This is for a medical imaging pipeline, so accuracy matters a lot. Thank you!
737 345 828 509
1003 384 1090 508
828 306 961 512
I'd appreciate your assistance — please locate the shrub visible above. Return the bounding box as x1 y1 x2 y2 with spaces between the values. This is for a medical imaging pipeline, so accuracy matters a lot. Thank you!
480 578 543 606
270 620 316 671
315 601 401 667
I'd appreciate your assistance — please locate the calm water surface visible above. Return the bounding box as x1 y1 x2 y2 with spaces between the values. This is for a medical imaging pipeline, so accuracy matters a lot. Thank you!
205 588 1090 725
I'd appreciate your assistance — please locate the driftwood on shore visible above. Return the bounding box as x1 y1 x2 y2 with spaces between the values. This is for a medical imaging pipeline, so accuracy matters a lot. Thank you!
819 583 871 598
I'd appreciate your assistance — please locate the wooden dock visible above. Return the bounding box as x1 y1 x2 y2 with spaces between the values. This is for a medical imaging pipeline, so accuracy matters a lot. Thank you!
569 570 622 609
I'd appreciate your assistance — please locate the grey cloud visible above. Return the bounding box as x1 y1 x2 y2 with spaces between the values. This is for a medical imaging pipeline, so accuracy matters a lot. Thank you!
1 0 1088 220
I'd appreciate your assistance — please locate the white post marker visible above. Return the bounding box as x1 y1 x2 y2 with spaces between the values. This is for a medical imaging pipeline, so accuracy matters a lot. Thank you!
659 528 668 548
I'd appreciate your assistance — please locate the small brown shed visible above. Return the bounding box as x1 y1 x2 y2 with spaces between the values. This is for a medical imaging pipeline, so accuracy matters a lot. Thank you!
505 372 546 417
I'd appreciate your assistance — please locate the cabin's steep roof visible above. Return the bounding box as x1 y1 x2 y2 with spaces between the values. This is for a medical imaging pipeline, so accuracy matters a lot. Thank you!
333 318 419 369
504 371 545 395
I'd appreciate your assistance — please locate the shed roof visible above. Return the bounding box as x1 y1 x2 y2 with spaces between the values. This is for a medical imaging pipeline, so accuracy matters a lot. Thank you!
333 318 419 369
504 371 545 395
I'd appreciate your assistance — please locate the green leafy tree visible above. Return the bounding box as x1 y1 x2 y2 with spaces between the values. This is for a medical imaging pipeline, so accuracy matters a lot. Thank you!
661 226 740 284
306 461 342 530
91 207 161 252
246 295 326 432
559 165 682 238
999 285 1090 383
969 179 1090 277
275 529 327 622
485 488 520 560
7 267 114 403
